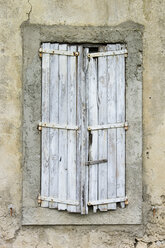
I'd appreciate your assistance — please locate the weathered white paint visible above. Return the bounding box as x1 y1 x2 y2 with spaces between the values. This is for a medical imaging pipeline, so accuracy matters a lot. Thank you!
58 44 68 211
41 43 126 214
116 44 126 208
98 46 108 211
49 43 59 208
77 45 83 213
81 47 89 214
41 43 50 208
88 56 98 213
67 45 77 212
107 44 117 210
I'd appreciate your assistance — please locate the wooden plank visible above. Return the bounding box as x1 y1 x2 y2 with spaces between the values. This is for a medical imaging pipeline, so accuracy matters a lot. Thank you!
88 56 98 213
98 46 108 211
58 44 68 211
41 43 50 208
80 47 89 214
67 45 77 212
49 43 59 209
77 45 83 213
107 44 117 210
116 44 126 208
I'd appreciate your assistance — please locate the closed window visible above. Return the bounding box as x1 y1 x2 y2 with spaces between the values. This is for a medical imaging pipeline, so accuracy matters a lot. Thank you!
38 43 128 214
22 23 143 225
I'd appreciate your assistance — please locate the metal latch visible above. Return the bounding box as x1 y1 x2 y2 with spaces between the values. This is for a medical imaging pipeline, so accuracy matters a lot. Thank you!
85 159 107 166
39 48 79 57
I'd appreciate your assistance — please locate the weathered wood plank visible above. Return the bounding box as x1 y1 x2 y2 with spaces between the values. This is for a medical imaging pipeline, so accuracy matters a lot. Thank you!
49 43 59 208
98 46 108 211
80 47 89 214
88 56 98 213
107 44 117 210
116 44 126 208
41 43 50 208
77 46 83 213
58 44 68 210
67 45 77 212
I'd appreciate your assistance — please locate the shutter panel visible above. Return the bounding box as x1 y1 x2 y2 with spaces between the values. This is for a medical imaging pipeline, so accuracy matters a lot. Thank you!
40 43 126 214
41 43 81 212
87 44 126 212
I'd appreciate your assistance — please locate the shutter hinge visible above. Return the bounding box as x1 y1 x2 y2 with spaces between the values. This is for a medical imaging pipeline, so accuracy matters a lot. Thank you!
38 195 79 206
88 196 128 206
39 48 79 57
85 159 107 166
87 49 128 58
37 122 79 131
88 122 129 131
37 193 42 206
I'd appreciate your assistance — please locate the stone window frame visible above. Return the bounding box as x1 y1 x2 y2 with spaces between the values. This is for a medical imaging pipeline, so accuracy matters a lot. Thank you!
22 21 143 225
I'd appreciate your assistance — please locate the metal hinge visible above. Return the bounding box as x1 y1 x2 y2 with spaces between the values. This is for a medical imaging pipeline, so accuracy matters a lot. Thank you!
87 49 128 58
88 196 128 206
39 48 79 57
38 194 79 206
37 122 79 131
88 122 129 131
85 159 107 166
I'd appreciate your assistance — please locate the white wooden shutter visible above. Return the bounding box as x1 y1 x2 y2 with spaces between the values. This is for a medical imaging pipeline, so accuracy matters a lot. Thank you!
40 43 127 214
40 43 81 213
86 44 126 212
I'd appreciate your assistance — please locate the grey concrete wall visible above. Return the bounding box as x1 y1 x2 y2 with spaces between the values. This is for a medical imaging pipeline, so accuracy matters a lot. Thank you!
0 0 165 247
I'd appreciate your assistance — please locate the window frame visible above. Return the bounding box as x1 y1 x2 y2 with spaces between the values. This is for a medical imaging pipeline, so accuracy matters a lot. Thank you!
22 22 143 225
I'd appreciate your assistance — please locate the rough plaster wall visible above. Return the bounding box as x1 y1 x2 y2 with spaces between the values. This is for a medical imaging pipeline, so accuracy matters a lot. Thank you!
0 0 164 247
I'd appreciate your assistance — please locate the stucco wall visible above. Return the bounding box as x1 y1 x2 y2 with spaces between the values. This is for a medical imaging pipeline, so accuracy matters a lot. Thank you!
0 0 164 247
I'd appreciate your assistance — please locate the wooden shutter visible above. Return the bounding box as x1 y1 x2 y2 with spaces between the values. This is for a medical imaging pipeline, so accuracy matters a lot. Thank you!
40 43 81 213
40 43 127 214
86 44 126 212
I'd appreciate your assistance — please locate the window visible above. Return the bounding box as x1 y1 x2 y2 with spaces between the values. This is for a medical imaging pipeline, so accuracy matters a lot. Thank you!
22 22 143 225
38 43 128 214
